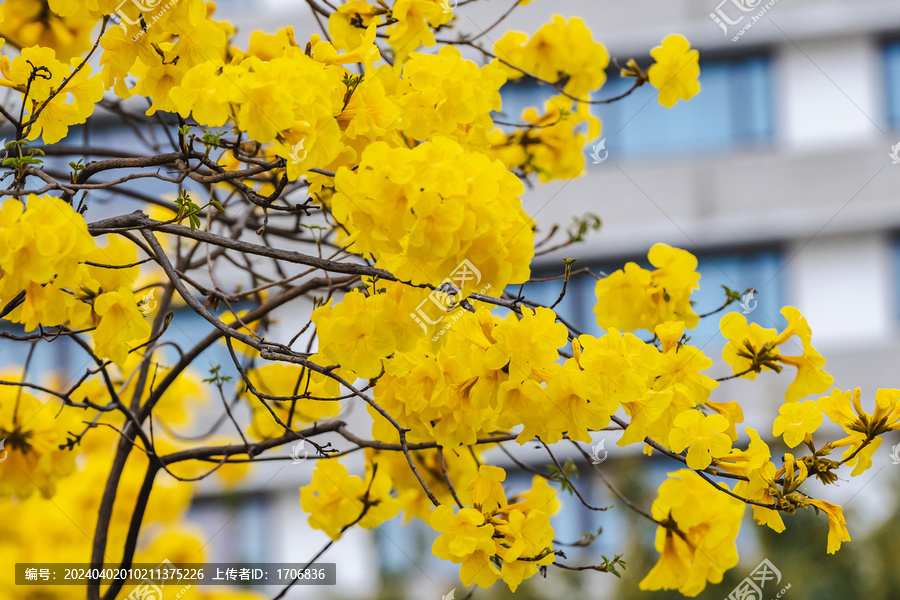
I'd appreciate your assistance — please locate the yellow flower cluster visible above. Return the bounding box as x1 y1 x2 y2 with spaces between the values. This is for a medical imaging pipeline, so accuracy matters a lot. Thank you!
593 243 700 332
489 98 601 182
0 195 150 365
331 137 535 287
495 16 609 100
385 0 453 61
369 306 575 447
312 284 426 380
300 458 399 540
0 46 102 143
430 466 558 591
0 376 79 498
0 422 251 599
0 0 104 60
367 446 483 522
640 470 743 596
367 303 721 455
397 46 507 151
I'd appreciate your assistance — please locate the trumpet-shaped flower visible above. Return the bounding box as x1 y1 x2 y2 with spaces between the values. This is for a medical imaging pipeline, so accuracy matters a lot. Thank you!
648 35 700 108
773 400 822 448
720 307 833 402
668 410 732 470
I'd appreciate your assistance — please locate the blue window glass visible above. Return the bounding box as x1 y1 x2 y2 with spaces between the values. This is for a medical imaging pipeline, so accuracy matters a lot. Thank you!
885 40 900 128
157 307 242 378
497 53 773 159
689 248 785 345
187 492 272 564
892 237 900 319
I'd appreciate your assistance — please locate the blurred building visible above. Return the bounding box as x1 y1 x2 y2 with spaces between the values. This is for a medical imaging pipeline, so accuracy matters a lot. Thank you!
5 1 900 598
205 1 900 597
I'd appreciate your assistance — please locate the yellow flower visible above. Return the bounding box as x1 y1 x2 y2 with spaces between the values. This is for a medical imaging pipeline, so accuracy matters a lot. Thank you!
131 45 190 115
300 458 399 540
0 195 99 331
641 470 743 595
0 0 98 60
647 34 700 108
718 427 771 477
639 533 690 592
169 62 230 127
0 380 79 499
818 387 900 475
806 498 850 554
706 400 744 441
386 0 452 61
431 505 500 588
489 96 601 182
398 46 507 151
668 410 732 470
494 509 554 591
328 1 385 51
494 16 609 99
773 400 822 448
370 446 480 521
469 465 508 512
332 137 534 291
720 307 833 402
312 290 398 380
431 467 558 592
637 320 720 443
0 47 102 144
593 244 700 332
91 288 152 366
311 25 381 71
484 306 567 383
80 234 142 296
518 362 602 444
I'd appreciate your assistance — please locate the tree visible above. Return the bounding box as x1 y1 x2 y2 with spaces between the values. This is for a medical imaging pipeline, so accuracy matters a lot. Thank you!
0 1 893 599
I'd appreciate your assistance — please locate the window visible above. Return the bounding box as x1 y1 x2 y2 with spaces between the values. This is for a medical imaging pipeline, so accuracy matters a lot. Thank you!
188 492 273 564
497 53 774 159
892 236 900 319
884 39 900 129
